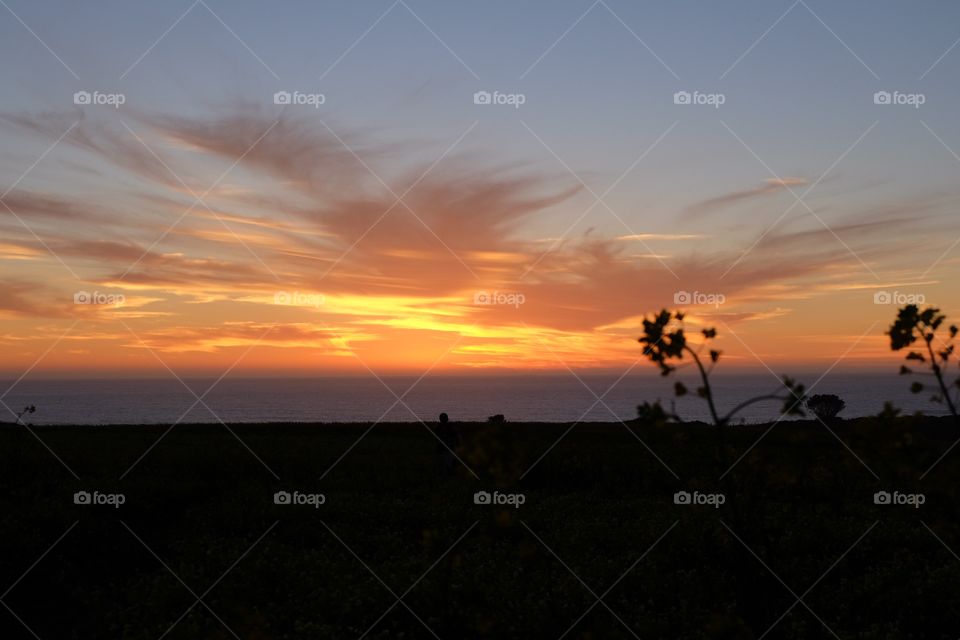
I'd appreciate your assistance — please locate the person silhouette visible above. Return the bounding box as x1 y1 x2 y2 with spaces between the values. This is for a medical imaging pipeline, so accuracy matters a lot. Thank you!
437 412 460 475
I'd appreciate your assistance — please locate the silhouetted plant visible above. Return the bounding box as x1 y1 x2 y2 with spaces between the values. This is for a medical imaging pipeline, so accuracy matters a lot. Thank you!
487 414 506 424
639 310 806 426
15 405 36 425
806 394 846 421
889 304 959 419
635 400 679 428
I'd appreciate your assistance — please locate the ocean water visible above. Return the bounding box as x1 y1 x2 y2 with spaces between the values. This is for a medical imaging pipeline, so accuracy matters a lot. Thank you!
0 372 944 425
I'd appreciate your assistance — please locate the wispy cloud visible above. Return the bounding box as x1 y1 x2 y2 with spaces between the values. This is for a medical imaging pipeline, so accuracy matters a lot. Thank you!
0 108 952 372
683 177 808 218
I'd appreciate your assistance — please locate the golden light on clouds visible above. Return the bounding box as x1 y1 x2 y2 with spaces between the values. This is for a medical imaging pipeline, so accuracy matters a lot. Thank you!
0 109 955 377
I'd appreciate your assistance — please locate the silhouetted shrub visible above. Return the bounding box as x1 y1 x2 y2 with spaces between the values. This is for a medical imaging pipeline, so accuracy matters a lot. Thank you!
806 394 846 420
487 414 506 424
635 401 678 428
15 405 36 425
889 304 959 419
639 309 806 426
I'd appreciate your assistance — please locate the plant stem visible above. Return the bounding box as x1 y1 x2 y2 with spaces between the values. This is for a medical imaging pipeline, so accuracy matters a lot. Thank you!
685 346 722 426
721 394 793 425
925 335 959 418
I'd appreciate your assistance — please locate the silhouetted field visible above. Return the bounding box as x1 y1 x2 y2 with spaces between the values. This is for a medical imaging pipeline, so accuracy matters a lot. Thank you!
1 417 959 639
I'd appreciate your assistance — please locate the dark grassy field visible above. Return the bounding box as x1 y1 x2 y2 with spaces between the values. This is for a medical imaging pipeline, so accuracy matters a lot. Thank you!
1 416 959 639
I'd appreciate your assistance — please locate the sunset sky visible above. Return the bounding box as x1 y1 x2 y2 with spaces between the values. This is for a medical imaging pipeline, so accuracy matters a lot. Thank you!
1 0 959 377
